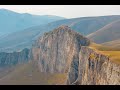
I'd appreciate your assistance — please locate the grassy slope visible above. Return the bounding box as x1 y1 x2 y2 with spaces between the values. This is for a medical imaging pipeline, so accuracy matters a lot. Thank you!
89 43 120 64
0 61 67 85
101 51 120 64
0 66 15 79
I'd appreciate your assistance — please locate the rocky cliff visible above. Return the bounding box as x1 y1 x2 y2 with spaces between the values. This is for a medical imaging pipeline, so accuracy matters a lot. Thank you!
67 46 120 85
0 48 30 67
31 25 90 73
31 25 120 85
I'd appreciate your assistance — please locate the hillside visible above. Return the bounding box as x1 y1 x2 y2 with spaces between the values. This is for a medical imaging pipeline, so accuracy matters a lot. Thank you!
0 9 65 34
87 20 120 43
0 26 47 52
0 15 120 52
47 15 120 35
102 39 120 48
0 61 67 85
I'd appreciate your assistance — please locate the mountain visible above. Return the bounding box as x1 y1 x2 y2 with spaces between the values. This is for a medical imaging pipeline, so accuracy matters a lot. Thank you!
0 9 65 34
0 25 90 84
87 20 120 44
0 26 120 85
0 25 51 52
0 32 4 38
31 25 120 85
1 15 120 52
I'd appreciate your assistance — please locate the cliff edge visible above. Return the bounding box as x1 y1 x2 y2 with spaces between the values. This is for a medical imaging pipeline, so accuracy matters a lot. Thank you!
67 46 120 85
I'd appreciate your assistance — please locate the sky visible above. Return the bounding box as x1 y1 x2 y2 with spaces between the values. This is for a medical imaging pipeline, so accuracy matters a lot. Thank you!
0 5 120 18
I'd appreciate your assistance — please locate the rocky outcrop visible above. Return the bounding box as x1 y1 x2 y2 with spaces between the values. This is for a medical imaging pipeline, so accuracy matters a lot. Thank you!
31 25 90 73
0 48 30 67
31 25 120 85
67 46 120 85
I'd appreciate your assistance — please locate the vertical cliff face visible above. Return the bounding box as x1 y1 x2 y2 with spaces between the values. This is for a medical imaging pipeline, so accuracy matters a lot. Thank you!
67 46 120 85
32 25 90 73
0 48 30 67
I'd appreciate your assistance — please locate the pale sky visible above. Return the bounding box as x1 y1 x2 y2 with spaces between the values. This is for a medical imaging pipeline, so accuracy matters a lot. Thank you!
0 5 120 18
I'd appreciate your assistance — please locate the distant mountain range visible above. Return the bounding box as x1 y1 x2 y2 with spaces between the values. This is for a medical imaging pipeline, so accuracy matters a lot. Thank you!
1 13 120 52
0 9 65 34
47 15 120 35
87 20 120 44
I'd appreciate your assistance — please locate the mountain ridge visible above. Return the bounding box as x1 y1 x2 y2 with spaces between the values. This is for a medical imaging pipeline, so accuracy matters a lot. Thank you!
102 39 120 48
87 20 120 43
1 15 120 52
0 9 65 34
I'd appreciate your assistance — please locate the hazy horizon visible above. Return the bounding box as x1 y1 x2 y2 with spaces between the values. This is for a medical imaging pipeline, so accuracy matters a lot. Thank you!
0 5 120 18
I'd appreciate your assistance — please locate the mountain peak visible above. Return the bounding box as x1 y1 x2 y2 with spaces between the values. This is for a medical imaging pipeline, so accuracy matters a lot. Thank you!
54 25 71 32
51 25 84 37
43 25 77 37
0 9 19 14
57 25 70 29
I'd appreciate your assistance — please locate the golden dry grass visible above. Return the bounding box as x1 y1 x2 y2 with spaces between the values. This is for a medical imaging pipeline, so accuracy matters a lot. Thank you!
0 61 67 85
100 51 120 64
89 42 120 64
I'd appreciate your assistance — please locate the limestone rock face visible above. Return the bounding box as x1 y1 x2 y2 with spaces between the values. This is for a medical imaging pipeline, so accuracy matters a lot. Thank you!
0 48 30 67
30 25 120 85
67 46 120 85
32 25 90 73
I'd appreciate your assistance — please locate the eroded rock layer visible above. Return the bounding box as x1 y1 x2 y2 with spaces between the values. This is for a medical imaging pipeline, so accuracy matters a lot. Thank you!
0 48 30 67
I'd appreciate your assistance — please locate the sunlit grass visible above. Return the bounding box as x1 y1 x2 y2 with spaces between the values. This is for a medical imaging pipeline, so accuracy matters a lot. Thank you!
100 51 120 64
89 42 120 64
